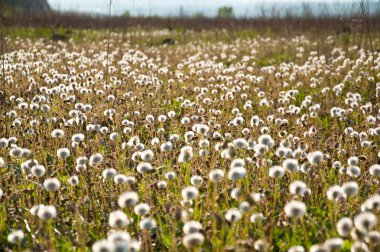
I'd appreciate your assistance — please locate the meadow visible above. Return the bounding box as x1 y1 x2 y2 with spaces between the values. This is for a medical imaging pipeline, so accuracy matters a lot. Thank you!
0 26 379 251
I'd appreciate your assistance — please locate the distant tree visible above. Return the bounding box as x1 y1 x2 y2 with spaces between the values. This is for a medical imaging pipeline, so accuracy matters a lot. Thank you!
285 8 295 18
179 6 187 17
192 11 205 18
319 2 330 18
217 6 234 18
271 7 280 18
260 7 266 19
302 3 313 17
122 10 130 17
3 0 51 16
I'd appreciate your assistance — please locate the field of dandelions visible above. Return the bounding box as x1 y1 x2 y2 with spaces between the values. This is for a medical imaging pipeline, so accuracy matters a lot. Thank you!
0 28 380 252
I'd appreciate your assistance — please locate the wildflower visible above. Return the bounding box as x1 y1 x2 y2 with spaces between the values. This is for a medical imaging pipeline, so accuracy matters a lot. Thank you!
181 186 199 201
31 164 46 177
309 244 328 252
110 132 119 141
276 146 292 158
137 162 153 174
107 230 131 245
10 147 22 157
347 165 361 177
231 158 245 169
361 140 372 148
21 148 31 158
21 159 38 174
109 210 129 229
254 143 269 157
190 175 203 188
89 153 103 167
76 164 87 172
182 233 204 249
151 137 160 146
307 151 323 165
369 164 380 176
324 238 343 251
199 149 209 157
341 181 358 196
178 146 194 163
183 221 202 234
114 174 128 184
118 191 139 208
233 138 248 149
128 240 141 252
254 239 269 252
288 246 305 252
239 201 251 212
348 156 359 166
100 127 109 134
350 241 369 252
250 213 265 224
332 161 341 169
336 217 353 237
289 181 308 196
134 203 150 216
7 230 25 244
30 204 45 216
283 159 299 172
139 149 154 162
228 167 246 180
37 205 57 220
231 187 242 199
57 148 70 159
326 185 345 202
269 166 285 178
71 133 85 142
76 156 88 165
67 176 79 186
124 176 136 186
181 117 190 125
92 240 114 252
209 169 224 182
0 138 9 148
157 181 167 189
354 212 377 232
102 168 117 179
258 134 274 147
193 124 209 135
165 171 176 180
51 129 65 138
284 200 306 217
43 178 60 192
160 142 173 152
249 192 265 203
139 218 156 230
250 115 261 127
367 231 380 244
225 208 242 222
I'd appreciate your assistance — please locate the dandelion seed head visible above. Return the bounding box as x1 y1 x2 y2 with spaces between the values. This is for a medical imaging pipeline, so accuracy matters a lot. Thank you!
118 191 139 208
284 200 306 218
109 210 130 229
7 230 25 244
43 178 61 192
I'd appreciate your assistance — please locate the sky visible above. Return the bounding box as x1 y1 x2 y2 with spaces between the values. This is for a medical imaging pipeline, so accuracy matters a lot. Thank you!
47 0 378 17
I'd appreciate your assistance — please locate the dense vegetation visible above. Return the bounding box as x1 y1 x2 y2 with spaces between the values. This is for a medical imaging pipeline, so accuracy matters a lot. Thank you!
2 0 51 16
0 27 379 251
